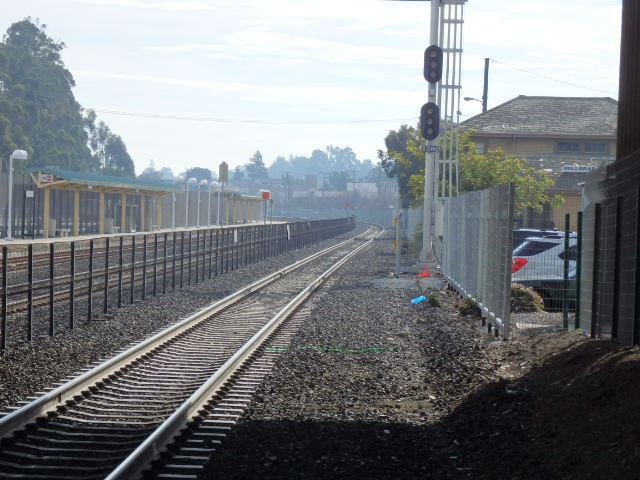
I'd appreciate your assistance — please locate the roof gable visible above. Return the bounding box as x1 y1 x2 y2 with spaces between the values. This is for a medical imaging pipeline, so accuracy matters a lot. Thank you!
461 95 618 137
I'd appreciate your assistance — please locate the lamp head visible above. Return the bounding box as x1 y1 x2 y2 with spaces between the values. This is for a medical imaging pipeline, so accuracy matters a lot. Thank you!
10 149 28 161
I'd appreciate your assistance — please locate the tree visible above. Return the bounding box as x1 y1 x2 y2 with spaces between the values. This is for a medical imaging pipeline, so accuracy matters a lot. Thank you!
380 125 562 212
86 115 134 177
232 166 245 182
245 150 268 180
182 167 213 182
400 128 563 213
0 18 92 169
378 124 423 208
103 134 135 177
329 171 350 191
0 19 135 176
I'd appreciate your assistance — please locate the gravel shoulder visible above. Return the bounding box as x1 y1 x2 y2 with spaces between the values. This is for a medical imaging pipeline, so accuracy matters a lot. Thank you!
204 236 640 480
2 228 640 479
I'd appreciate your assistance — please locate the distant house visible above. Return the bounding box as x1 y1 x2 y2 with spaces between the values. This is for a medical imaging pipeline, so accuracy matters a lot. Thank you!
461 95 618 229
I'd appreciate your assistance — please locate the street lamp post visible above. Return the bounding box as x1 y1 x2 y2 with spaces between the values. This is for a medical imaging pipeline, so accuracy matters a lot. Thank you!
5 149 28 240
185 178 196 228
171 192 176 229
198 179 208 228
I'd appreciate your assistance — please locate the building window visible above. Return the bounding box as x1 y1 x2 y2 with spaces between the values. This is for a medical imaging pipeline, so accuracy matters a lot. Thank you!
556 141 580 153
475 142 486 154
584 142 607 154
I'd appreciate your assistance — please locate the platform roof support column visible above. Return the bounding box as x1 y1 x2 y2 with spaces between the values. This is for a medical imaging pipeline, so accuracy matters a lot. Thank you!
121 193 127 232
43 189 51 239
98 191 105 234
73 190 80 236
156 196 163 229
140 195 146 232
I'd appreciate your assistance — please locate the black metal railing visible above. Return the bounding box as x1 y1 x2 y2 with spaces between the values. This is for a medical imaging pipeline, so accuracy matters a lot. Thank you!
0 217 355 349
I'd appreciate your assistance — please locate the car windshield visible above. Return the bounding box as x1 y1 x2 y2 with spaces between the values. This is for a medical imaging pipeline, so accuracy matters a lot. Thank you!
513 240 558 257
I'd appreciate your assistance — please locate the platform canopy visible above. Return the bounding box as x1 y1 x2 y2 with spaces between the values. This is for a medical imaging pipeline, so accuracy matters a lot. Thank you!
27 167 184 195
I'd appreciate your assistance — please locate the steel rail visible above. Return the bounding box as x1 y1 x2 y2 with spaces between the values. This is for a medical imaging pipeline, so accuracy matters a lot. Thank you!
0 229 368 441
106 225 382 479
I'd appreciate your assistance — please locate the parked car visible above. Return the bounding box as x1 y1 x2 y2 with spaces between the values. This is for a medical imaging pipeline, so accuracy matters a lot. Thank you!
512 235 578 310
512 228 564 249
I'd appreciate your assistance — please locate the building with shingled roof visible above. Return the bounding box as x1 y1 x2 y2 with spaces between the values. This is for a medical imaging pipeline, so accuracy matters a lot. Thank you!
461 95 617 229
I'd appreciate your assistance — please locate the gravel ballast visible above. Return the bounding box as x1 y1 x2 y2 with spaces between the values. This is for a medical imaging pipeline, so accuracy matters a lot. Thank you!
2 227 639 479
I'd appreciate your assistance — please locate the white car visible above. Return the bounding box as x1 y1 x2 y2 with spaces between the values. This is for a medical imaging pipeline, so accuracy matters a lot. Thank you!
511 235 577 283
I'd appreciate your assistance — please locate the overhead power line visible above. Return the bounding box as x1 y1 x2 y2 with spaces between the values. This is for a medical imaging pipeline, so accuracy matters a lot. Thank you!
92 108 416 125
489 58 617 96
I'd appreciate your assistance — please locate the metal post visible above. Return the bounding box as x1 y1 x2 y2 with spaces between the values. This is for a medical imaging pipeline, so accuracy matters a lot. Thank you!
576 211 582 330
163 232 168 295
196 186 201 228
130 235 136 304
142 234 147 300
482 57 489 113
185 183 189 228
208 184 212 226
153 233 158 296
395 217 401 277
171 192 176 230
5 155 13 239
420 0 440 263
104 237 110 314
87 240 94 322
118 236 123 308
2 247 8 349
217 189 221 226
70 241 75 329
49 243 55 336
563 214 570 329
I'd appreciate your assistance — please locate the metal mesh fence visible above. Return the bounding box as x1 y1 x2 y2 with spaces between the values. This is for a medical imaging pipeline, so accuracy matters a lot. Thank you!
440 184 514 338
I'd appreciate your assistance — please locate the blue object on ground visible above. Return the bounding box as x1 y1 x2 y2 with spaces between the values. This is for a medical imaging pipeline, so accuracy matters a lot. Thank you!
411 295 426 304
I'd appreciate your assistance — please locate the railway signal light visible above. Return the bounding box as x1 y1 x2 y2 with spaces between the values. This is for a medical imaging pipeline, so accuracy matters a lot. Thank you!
420 102 440 141
423 45 443 84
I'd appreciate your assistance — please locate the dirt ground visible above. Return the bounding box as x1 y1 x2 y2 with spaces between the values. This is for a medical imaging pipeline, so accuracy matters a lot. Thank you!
488 326 640 479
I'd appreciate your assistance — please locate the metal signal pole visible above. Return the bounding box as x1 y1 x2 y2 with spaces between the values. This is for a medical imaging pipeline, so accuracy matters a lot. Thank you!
420 0 440 263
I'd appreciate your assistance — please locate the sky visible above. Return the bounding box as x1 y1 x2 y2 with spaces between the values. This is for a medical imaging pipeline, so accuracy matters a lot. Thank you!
2 0 623 177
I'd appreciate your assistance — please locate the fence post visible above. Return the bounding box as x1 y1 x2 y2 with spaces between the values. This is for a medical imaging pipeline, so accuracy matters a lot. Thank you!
591 203 602 338
87 240 94 322
118 236 123 308
130 235 136 304
104 237 110 314
142 235 147 300
27 244 33 341
153 233 158 297
576 211 583 330
1 246 8 349
563 214 570 329
49 243 55 336
70 241 75 329
163 232 168 295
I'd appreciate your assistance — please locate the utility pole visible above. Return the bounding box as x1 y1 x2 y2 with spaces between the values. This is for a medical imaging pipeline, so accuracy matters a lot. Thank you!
482 57 489 113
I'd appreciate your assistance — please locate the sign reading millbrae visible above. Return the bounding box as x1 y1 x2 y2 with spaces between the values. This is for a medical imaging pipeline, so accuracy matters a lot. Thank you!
562 165 598 173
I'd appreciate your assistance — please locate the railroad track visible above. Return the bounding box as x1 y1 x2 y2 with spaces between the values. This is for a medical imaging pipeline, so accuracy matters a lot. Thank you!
0 225 382 479
3 231 256 316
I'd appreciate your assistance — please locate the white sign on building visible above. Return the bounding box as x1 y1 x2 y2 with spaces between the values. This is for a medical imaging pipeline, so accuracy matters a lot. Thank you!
562 165 598 173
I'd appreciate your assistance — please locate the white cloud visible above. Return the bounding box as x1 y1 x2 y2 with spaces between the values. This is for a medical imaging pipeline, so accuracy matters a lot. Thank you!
66 0 215 11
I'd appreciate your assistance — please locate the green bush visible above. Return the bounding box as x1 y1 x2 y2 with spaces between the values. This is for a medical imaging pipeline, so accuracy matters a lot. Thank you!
511 283 544 313
428 294 442 308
